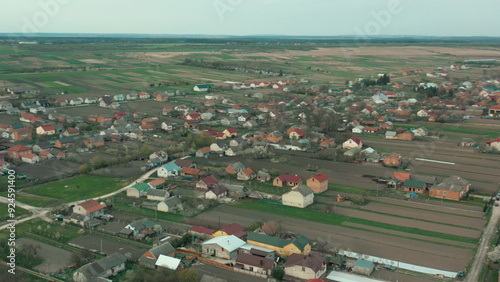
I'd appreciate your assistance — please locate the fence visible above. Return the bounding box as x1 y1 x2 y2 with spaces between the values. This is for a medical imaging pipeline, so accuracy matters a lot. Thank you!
339 250 458 278
197 257 233 270
176 248 201 257
234 267 268 278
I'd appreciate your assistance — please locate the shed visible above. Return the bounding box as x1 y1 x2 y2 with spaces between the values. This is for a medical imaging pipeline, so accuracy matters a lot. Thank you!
353 259 374 276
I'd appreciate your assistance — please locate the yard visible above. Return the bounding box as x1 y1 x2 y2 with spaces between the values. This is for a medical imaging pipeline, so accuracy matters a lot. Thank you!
22 175 129 202
0 202 29 221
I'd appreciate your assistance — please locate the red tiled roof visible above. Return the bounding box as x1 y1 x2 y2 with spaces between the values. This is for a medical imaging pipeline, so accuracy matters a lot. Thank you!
486 138 500 144
219 223 246 238
489 105 500 110
148 178 166 187
310 173 328 182
200 175 219 186
8 145 31 152
190 226 214 235
392 172 411 181
39 151 51 156
241 167 255 176
225 127 237 133
350 136 362 145
182 167 201 175
40 125 55 131
278 174 302 183
22 153 37 159
78 200 105 213
198 147 211 154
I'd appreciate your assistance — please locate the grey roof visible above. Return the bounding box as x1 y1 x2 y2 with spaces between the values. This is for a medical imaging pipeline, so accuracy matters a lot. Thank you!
293 185 314 196
411 174 437 184
139 242 175 266
431 175 470 192
147 189 168 198
77 253 126 280
161 196 181 207
229 162 246 171
209 184 228 196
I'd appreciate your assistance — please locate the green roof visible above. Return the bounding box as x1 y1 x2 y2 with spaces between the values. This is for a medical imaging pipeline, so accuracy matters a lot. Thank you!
291 235 310 252
132 183 151 192
247 232 289 248
355 259 374 268
196 84 214 89
10 123 25 129
403 179 425 189
247 232 310 251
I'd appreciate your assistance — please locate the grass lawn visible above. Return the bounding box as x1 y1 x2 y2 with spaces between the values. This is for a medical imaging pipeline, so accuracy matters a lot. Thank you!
0 193 61 207
233 200 478 244
0 203 29 221
23 175 129 202
328 183 378 196
113 200 185 222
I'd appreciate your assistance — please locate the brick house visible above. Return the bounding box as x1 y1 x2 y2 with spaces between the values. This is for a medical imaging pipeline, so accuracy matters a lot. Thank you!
396 131 415 141
429 176 470 201
274 174 302 187
306 173 329 193
382 153 401 167
402 179 427 193
7 145 32 160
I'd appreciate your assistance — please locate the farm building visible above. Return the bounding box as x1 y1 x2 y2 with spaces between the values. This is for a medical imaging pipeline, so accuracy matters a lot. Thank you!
246 232 311 257
352 259 375 276
402 179 427 193
146 189 169 201
429 175 470 201
202 235 246 259
126 183 151 198
282 185 314 208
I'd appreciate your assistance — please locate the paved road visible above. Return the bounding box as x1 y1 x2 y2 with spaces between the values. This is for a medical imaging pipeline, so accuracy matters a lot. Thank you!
466 204 500 281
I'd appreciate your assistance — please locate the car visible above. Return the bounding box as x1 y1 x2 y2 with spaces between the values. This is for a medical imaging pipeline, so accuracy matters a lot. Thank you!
381 264 397 271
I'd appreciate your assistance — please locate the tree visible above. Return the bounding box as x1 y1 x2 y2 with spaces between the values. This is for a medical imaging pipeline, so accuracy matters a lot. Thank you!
247 221 263 231
272 267 285 281
488 245 500 263
179 269 198 282
279 69 283 76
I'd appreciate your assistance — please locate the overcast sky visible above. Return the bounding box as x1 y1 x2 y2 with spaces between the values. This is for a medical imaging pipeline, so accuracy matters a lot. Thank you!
2 0 499 36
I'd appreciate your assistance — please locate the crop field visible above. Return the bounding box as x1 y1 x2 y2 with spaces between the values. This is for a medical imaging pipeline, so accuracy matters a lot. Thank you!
189 200 480 272
22 175 129 202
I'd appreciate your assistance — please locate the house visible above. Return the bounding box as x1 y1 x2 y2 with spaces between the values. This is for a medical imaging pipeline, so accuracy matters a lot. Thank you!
73 253 126 282
429 175 470 201
157 196 182 212
385 131 397 139
411 174 438 186
38 151 53 160
284 253 327 280
72 200 105 219
237 167 256 181
36 124 56 135
7 144 32 160
84 136 105 149
157 162 182 178
126 93 138 100
382 153 401 167
189 226 215 239
0 101 13 111
213 223 246 238
21 153 40 164
126 183 151 198
122 218 162 240
417 109 431 118
411 127 428 137
352 259 374 276
147 189 169 201
84 97 98 104
55 137 76 148
246 232 311 256
274 174 302 187
161 122 177 131
155 255 182 271
202 235 246 259
266 131 283 143
486 138 500 151
282 185 314 208
352 125 364 134
205 184 229 199
235 253 276 276
306 173 329 194
342 137 363 149
194 84 214 92
256 171 271 182
223 128 238 138
320 139 335 148
139 242 175 269
63 128 80 137
287 128 306 139
225 162 246 174
488 105 500 115
195 147 211 158
210 140 228 153
148 178 166 189
69 98 83 106
196 175 219 191
402 179 426 193
138 91 150 99
396 131 415 141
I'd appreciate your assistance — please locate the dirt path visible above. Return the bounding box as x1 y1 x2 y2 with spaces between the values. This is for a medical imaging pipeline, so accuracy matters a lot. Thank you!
466 205 500 281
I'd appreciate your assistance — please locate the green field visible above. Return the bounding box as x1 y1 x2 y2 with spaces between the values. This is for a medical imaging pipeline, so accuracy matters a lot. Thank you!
0 202 29 221
0 193 61 207
113 200 185 222
234 200 478 245
23 175 129 202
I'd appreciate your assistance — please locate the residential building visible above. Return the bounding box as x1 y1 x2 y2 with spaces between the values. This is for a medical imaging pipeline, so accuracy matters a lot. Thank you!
246 232 311 256
157 162 182 178
274 174 302 187
235 253 276 276
284 253 327 280
306 173 329 193
402 179 427 193
352 259 374 276
126 183 151 198
157 196 182 212
342 137 363 149
429 175 470 201
139 242 175 269
202 235 246 259
205 184 228 199
73 253 126 282
282 185 314 208
213 223 246 238
7 145 32 160
72 200 105 219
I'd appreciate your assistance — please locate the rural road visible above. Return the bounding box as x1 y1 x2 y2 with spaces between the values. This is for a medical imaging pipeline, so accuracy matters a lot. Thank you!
466 202 500 281
0 164 164 231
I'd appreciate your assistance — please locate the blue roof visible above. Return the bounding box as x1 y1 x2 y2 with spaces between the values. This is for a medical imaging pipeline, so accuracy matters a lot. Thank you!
162 162 181 171
355 259 374 268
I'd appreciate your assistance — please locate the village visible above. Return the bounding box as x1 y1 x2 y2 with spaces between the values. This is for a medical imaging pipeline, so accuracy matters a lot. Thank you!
1 42 500 282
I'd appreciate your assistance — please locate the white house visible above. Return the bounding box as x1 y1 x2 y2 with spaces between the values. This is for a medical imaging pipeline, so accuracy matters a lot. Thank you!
352 125 364 134
342 137 363 149
0 101 13 110
157 196 182 212
36 125 56 135
157 162 181 178
284 253 327 280
202 235 246 259
21 153 40 164
282 185 314 208
72 200 105 219
411 127 428 137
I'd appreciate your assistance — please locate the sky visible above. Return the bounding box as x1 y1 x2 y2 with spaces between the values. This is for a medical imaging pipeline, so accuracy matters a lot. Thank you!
1 0 499 37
